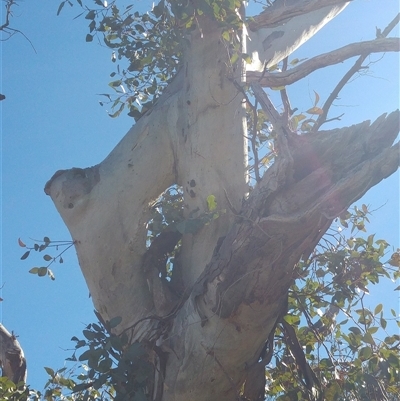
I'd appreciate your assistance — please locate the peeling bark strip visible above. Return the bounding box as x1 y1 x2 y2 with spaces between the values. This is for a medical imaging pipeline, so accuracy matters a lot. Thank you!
0 324 27 384
45 1 399 400
162 113 399 401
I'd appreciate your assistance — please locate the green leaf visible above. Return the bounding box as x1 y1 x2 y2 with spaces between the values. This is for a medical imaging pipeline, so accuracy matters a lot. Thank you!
358 346 372 360
283 314 300 325
73 382 89 393
325 381 341 401
241 53 252 64
363 331 375 345
110 335 123 351
207 195 217 212
38 267 48 277
109 316 122 328
44 367 55 377
374 303 383 315
349 326 362 335
85 10 96 20
109 80 122 88
230 52 238 65
21 250 30 260
387 352 400 367
97 358 112 373
367 234 374 247
222 30 230 41
29 267 39 274
43 254 53 261
86 34 93 42
43 236 51 243
83 329 98 341
57 2 65 16
78 349 93 362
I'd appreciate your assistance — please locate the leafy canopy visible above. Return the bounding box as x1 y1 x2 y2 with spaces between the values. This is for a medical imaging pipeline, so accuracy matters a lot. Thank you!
58 0 243 119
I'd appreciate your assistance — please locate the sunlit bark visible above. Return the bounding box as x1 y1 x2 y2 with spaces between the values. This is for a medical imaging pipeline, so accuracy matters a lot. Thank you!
45 1 399 400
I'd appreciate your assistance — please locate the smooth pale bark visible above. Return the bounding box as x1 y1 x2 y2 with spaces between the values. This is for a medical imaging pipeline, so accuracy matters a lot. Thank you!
162 111 399 401
0 324 27 384
246 2 349 71
45 1 399 400
175 18 248 288
247 37 400 86
45 74 183 335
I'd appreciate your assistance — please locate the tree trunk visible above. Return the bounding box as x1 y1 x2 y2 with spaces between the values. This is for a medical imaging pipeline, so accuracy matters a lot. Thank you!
0 324 27 385
44 2 399 400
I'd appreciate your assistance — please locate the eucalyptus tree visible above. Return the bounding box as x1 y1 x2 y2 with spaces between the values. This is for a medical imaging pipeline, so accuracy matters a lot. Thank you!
21 1 400 400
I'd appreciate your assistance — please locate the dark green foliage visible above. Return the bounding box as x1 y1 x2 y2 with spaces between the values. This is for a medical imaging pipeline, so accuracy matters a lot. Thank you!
16 315 155 401
0 377 30 401
263 205 400 401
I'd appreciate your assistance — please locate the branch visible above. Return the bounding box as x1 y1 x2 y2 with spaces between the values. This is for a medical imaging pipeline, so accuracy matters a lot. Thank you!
1 0 37 53
0 324 27 384
248 0 349 31
381 12 400 37
246 38 400 86
0 0 15 32
313 55 367 132
313 13 400 131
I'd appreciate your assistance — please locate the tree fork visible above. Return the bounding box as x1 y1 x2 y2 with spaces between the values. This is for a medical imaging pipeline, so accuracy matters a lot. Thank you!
44 2 399 400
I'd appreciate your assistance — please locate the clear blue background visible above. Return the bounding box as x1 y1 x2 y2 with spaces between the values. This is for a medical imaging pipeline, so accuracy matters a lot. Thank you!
1 0 399 391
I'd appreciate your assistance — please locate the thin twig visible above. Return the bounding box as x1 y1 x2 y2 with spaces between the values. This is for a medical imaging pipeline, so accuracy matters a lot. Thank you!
279 57 295 126
0 0 15 31
1 0 37 53
313 14 400 131
251 99 261 182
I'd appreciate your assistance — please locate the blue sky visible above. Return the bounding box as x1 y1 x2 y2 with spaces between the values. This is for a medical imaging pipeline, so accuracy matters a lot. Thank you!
1 0 399 391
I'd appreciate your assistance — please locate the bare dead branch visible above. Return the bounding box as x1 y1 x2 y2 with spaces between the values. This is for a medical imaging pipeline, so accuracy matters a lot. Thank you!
248 0 349 31
313 15 400 131
381 12 400 37
279 57 295 127
251 82 284 130
313 56 367 131
1 0 37 52
0 0 16 31
246 38 400 86
251 82 294 182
